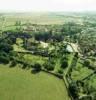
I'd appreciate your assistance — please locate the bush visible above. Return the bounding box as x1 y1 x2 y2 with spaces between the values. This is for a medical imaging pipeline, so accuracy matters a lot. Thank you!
84 59 90 67
0 56 9 64
60 56 68 63
22 63 29 69
9 51 18 57
0 43 13 53
74 52 79 58
10 60 17 67
43 62 54 71
33 63 42 71
69 81 79 99
0 51 7 57
61 60 68 69
58 68 63 74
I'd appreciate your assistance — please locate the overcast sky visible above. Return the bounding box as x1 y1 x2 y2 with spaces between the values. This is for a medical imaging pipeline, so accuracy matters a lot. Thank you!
0 0 96 12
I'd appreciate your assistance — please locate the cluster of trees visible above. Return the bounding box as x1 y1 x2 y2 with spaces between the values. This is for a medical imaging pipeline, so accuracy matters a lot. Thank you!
68 80 95 100
61 22 82 35
60 55 68 69
83 59 96 70
0 42 13 64
0 43 13 53
84 59 91 67
43 58 55 71
43 61 55 71
0 54 10 64
78 27 96 57
34 31 64 42
69 81 79 99
57 68 63 74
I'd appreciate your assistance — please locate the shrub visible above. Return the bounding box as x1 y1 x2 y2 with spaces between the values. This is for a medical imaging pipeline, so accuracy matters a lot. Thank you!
9 51 18 57
10 60 17 67
74 52 79 58
0 51 7 57
61 55 68 60
61 60 68 69
43 62 54 71
0 56 9 64
33 63 41 71
84 59 90 67
69 81 79 99
0 43 13 53
58 68 63 74
22 63 29 69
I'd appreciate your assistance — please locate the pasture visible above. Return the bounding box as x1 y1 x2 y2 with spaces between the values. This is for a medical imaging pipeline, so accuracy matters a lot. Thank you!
0 64 70 100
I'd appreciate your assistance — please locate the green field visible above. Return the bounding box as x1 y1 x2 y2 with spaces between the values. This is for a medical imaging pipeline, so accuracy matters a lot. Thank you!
71 62 93 80
23 54 48 65
0 64 70 100
0 13 83 28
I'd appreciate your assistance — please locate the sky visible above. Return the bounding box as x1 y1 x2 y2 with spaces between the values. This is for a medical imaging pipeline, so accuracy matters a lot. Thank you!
0 0 96 12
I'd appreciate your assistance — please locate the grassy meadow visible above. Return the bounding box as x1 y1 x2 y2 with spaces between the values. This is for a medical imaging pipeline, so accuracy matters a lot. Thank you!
0 64 70 100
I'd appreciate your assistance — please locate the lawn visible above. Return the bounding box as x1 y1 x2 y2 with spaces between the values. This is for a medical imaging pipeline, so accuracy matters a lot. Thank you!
71 62 93 80
23 54 48 65
0 64 70 100
64 54 74 75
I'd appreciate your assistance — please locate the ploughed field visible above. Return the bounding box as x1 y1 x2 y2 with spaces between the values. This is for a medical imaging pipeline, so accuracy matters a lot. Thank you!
0 64 70 100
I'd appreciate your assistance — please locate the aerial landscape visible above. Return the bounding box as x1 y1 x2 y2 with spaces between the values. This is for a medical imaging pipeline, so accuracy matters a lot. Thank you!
0 12 96 100
0 0 96 100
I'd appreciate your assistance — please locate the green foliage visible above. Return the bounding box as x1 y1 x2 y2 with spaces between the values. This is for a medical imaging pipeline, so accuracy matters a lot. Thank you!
9 51 18 57
61 55 68 62
33 63 42 71
69 81 78 99
0 51 7 57
22 62 29 69
62 22 82 35
84 59 91 67
10 60 17 67
58 68 63 74
0 43 13 53
43 61 54 71
74 52 79 58
0 56 9 64
35 32 52 42
61 60 68 69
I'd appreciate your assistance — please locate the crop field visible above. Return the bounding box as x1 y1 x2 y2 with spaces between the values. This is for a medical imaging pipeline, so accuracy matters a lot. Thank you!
0 13 83 28
0 64 70 100
0 13 65 29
